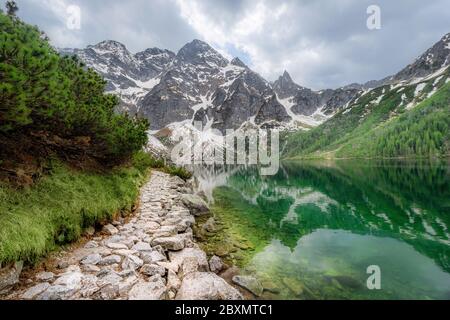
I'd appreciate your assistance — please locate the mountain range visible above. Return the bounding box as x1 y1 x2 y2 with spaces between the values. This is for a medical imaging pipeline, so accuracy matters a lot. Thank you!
62 32 450 141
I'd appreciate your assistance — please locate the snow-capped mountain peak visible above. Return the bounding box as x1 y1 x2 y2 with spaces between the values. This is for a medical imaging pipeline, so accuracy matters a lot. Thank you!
64 32 450 135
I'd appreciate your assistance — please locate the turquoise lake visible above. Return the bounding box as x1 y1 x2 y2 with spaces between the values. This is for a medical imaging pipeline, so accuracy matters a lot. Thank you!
193 160 450 299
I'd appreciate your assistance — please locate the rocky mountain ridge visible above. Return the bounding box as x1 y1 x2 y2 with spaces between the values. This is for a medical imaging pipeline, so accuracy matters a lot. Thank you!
61 32 450 134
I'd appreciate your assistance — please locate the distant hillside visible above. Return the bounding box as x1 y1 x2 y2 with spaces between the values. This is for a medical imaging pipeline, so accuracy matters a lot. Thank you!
283 70 450 159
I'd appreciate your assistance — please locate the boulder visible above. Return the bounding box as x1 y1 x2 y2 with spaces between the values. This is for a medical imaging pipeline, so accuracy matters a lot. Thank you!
0 261 23 294
98 255 122 266
35 271 55 282
80 253 102 265
166 270 181 292
36 284 74 300
180 194 210 216
53 269 83 290
121 255 144 271
152 236 185 251
176 272 243 300
209 256 223 274
106 242 128 250
103 224 119 235
84 241 99 249
131 242 152 252
97 271 122 287
168 248 209 271
21 282 51 300
140 264 166 277
141 250 167 264
282 277 304 296
128 277 167 300
179 256 199 278
232 275 264 297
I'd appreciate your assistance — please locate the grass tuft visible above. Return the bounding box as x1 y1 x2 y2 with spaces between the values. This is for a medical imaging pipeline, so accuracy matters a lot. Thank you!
0 154 150 264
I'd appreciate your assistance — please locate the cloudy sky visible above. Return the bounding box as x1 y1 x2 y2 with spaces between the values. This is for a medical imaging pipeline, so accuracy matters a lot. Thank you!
4 0 450 89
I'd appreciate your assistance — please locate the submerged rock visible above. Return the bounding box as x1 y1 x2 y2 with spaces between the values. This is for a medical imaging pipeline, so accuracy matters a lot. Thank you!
203 218 216 233
333 275 363 290
181 194 210 216
232 275 264 297
176 272 243 300
282 277 305 296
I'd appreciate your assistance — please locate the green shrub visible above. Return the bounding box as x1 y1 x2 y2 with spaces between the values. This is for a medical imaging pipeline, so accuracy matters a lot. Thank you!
0 12 148 164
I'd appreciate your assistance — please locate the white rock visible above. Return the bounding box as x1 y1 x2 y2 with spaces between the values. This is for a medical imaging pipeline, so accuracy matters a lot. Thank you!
141 250 167 264
169 248 209 271
81 264 101 273
103 224 119 235
152 235 185 251
209 256 223 274
176 272 243 300
53 271 83 290
35 271 54 282
131 242 152 252
21 282 51 300
97 271 122 287
118 276 138 295
36 284 74 300
122 255 144 271
140 264 166 277
81 253 102 265
179 256 199 279
84 241 99 249
0 261 23 294
128 278 167 300
166 270 181 292
106 242 128 250
98 255 122 266
113 249 138 257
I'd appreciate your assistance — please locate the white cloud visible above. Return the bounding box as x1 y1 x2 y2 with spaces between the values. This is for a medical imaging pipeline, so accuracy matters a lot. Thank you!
7 0 450 89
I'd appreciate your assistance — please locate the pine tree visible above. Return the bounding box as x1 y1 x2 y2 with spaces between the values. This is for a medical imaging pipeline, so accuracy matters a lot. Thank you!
5 1 18 16
1 11 149 164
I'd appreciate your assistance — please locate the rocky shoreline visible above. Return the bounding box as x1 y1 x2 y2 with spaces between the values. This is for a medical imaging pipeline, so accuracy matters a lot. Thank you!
1 171 244 300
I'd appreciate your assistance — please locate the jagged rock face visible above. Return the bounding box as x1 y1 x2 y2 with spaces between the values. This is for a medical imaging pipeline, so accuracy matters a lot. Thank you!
290 88 322 116
273 71 361 117
273 71 302 99
61 40 175 114
65 32 450 132
364 32 450 88
321 88 361 115
255 95 292 126
391 33 450 82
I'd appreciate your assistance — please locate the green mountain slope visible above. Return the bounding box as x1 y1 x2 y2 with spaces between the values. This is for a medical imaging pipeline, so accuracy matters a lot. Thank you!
283 68 450 159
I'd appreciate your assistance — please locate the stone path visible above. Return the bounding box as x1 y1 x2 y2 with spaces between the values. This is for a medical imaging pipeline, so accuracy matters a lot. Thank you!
7 171 243 300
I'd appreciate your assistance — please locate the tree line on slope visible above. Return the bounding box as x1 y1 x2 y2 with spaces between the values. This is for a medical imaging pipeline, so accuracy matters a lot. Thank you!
283 82 450 159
